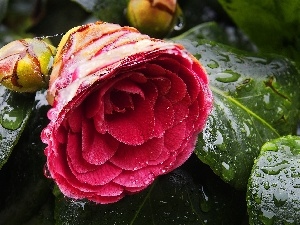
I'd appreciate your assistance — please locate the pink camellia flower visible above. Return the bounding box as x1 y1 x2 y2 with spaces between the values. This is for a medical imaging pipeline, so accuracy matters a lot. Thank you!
41 21 212 204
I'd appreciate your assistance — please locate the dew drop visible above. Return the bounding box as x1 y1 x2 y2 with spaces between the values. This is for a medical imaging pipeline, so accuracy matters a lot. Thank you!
199 185 211 213
213 130 223 145
264 181 270 190
261 161 289 175
273 189 288 207
215 70 241 83
207 60 219 69
173 11 185 31
259 209 275 225
0 103 23 130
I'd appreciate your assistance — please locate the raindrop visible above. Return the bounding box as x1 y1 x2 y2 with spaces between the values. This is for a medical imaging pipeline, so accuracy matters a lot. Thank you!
213 130 223 145
173 12 185 31
199 185 211 213
264 181 270 190
207 60 219 69
259 209 275 225
261 160 289 175
215 70 241 83
221 162 235 181
0 103 23 130
273 189 288 207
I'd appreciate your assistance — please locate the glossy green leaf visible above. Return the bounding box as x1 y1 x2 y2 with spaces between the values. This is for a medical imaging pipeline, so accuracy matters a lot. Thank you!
172 21 256 52
72 0 128 25
173 33 300 189
0 91 54 225
0 86 35 170
218 0 300 65
247 135 300 225
196 88 279 190
0 0 8 22
55 156 246 225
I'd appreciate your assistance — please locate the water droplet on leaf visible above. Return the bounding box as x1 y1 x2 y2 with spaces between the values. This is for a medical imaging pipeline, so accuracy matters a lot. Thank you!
215 70 241 83
273 189 288 207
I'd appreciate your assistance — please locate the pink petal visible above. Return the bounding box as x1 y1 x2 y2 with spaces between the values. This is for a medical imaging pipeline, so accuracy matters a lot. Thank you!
82 118 119 165
67 105 83 133
110 138 165 170
170 134 198 170
113 78 145 98
105 95 155 145
113 166 161 188
142 63 187 103
88 194 124 204
172 94 190 125
164 121 187 151
155 56 201 102
152 96 174 137
66 131 98 173
75 162 122 186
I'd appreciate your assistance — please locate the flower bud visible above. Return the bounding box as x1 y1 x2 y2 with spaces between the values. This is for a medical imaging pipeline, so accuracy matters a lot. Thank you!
0 38 56 92
126 0 180 38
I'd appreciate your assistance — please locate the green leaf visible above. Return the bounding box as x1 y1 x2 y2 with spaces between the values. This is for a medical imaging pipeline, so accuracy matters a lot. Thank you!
0 0 8 22
0 91 54 224
0 86 35 170
55 157 246 225
72 0 128 25
247 135 300 225
173 32 300 189
218 0 300 65
196 88 279 190
172 21 256 52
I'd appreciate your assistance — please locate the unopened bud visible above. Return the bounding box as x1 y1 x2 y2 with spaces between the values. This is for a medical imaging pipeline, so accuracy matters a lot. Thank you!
126 0 180 38
0 38 56 92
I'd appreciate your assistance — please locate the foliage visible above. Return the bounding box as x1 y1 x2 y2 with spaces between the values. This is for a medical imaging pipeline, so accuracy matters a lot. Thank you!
0 0 300 224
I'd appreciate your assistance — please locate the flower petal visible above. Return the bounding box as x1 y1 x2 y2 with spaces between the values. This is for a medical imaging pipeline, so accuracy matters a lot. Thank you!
110 138 165 170
82 118 119 165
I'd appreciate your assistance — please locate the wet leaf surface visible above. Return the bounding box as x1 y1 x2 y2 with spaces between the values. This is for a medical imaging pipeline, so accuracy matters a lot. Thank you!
247 135 300 225
0 86 34 169
173 28 300 189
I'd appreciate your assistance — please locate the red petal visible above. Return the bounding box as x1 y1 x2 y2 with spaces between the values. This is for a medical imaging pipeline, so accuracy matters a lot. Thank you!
67 105 83 133
75 162 122 186
150 77 171 96
113 79 145 98
88 194 124 204
82 118 119 165
66 131 98 173
113 166 160 188
142 63 187 103
152 96 174 137
106 95 155 145
154 56 201 102
110 138 165 170
164 121 187 151
170 134 198 170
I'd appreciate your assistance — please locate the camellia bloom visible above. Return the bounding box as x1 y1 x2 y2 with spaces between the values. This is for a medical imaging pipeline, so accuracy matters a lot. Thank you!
0 38 56 92
41 21 212 204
